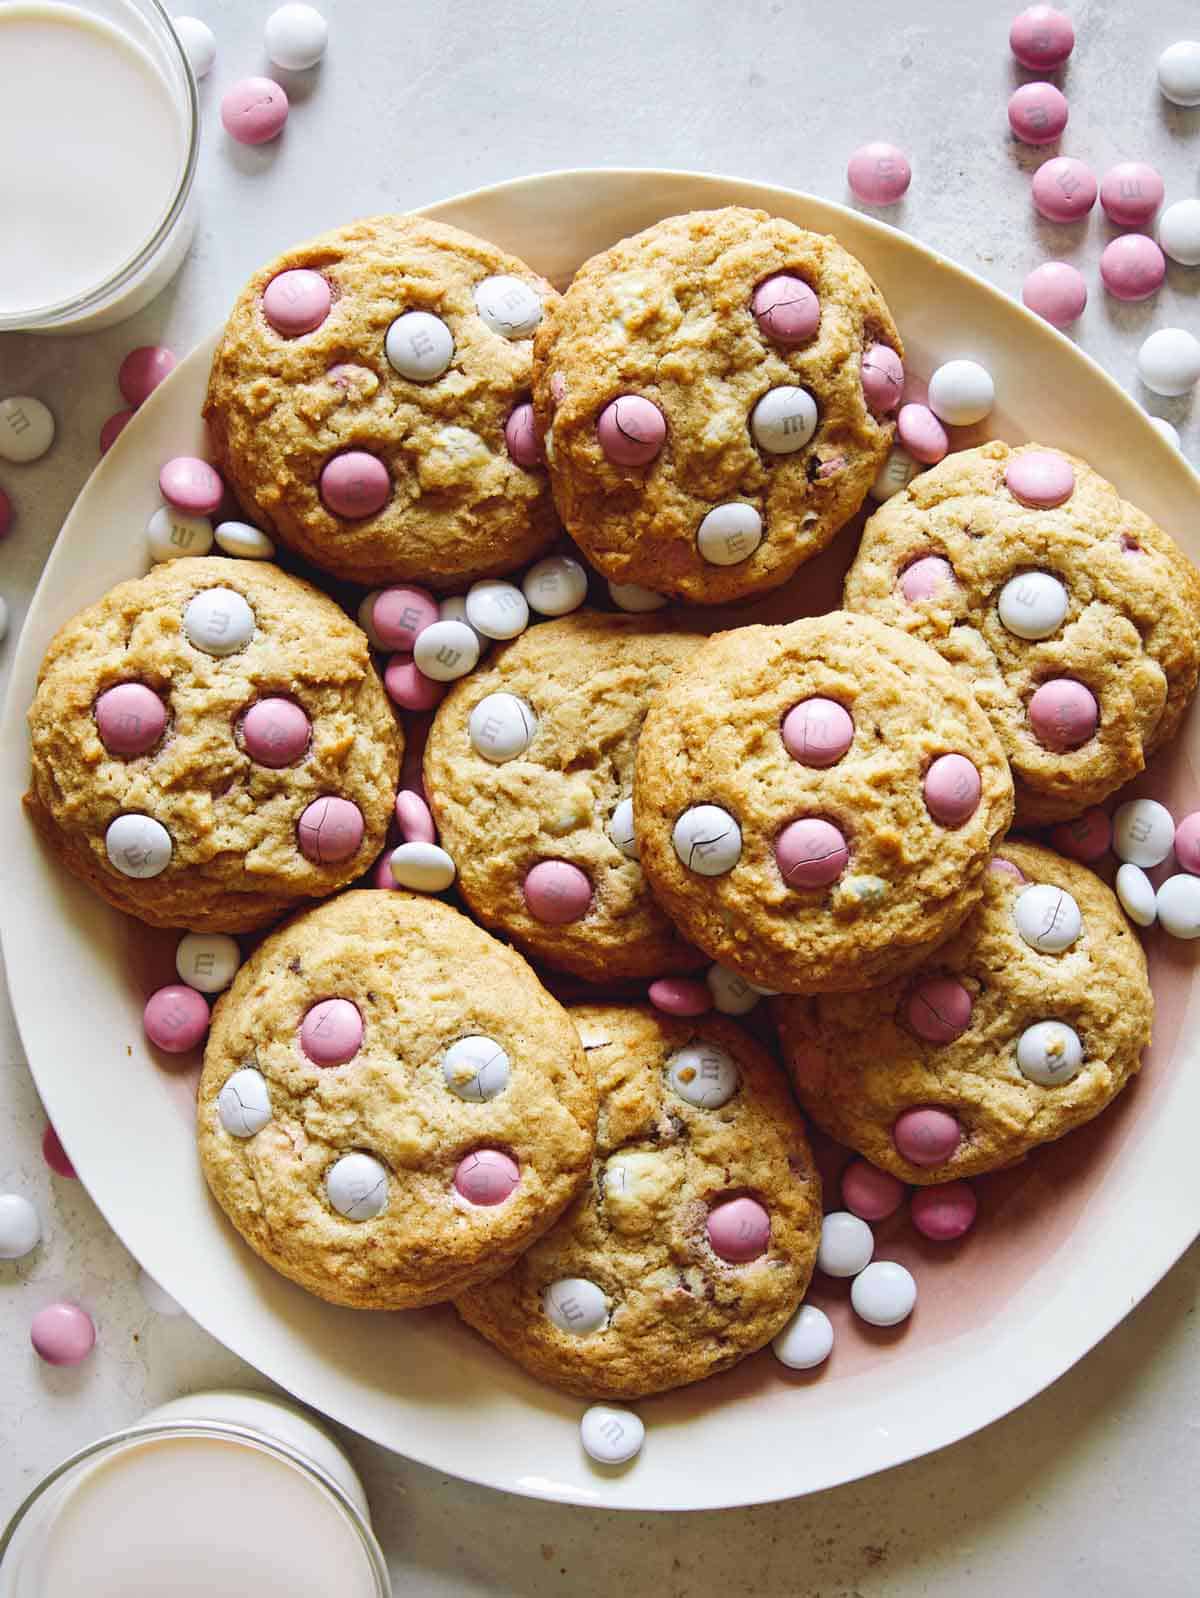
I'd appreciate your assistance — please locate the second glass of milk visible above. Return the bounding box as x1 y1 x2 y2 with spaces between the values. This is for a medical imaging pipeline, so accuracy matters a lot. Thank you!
0 0 198 332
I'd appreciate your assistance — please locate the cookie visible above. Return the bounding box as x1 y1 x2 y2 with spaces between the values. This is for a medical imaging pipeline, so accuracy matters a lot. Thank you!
634 611 1014 994
25 558 399 933
423 611 703 982
532 206 902 605
775 840 1152 1182
203 214 560 589
842 441 1200 824
455 1004 821 1398
197 891 597 1310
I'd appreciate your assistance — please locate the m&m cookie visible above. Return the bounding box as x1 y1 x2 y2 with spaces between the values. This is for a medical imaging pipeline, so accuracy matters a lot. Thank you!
455 1004 821 1398
197 891 597 1309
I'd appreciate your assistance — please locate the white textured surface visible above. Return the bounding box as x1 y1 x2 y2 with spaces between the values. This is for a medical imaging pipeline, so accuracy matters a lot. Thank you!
2 0 1200 1587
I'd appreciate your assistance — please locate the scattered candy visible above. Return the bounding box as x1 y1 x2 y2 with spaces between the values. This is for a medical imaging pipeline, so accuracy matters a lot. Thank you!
860 344 904 415
927 360 994 426
1010 5 1074 69
176 931 240 993
923 754 981 828
438 596 490 652
395 789 436 845
817 1211 874 1277
442 1036 510 1102
1016 1019 1084 1085
1100 163 1164 227
1022 261 1087 327
705 963 760 1015
214 519 275 558
707 1196 770 1263
752 274 820 345
137 1269 184 1316
264 3 328 70
242 697 310 768
1008 82 1068 146
667 1041 738 1108
673 804 741 876
296 795 364 864
522 555 589 616
99 409 134 454
1051 807 1112 863
900 554 954 603
893 1106 961 1167
469 692 537 762
385 311 454 381
998 570 1069 639
523 859 591 923
1031 157 1097 224
1014 882 1082 952
1156 873 1200 939
263 270 331 337
911 1182 977 1241
221 76 289 145
544 1277 608 1335
581 1405 645 1464
146 504 213 561
412 619 480 681
846 141 912 205
608 580 669 612
383 654 447 710
1148 416 1182 449
31 1302 96 1365
697 502 763 566
118 345 177 406
319 451 390 518
0 395 55 462
851 1260 916 1326
159 456 223 515
1004 452 1074 508
1100 235 1165 303
95 682 166 757
606 797 638 859
1027 678 1097 751
465 579 529 641
326 1152 389 1220
1137 329 1200 398
1174 811 1200 874
1158 198 1200 266
42 1125 76 1179
648 977 712 1017
389 841 456 893
173 15 216 78
896 403 948 465
782 697 854 767
772 1303 834 1370
1116 862 1157 928
143 984 209 1053
776 817 848 889
841 1159 905 1222
105 813 172 878
183 588 255 656
750 386 818 455
0 1194 41 1260
474 276 543 339
1157 39 1200 106
906 976 972 1044
217 1067 272 1137
1113 798 1175 867
871 447 919 501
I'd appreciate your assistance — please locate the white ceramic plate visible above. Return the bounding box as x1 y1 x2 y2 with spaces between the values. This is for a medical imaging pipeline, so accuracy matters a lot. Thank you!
4 170 1199 1512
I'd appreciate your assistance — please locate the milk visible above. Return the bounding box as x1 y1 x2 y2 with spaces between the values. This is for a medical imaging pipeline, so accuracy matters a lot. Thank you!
0 2 192 327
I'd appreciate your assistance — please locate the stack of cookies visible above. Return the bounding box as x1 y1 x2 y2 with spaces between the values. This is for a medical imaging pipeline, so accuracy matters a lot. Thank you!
24 204 1200 1407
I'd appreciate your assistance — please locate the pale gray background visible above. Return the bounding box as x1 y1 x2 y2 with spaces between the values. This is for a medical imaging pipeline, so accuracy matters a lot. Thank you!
3 0 1200 1591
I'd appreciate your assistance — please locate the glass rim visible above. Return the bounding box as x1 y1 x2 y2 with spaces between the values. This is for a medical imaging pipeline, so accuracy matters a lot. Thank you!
0 0 200 332
0 1418 392 1596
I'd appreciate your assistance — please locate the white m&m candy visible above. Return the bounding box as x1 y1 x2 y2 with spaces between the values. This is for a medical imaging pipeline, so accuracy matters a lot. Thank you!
1159 199 1200 266
816 1211 874 1278
522 555 588 616
608 580 668 612
672 804 741 876
1158 40 1200 106
389 842 456 893
772 1303 834 1370
1156 873 1200 939
442 1035 510 1102
927 360 994 427
217 1068 272 1138
147 505 213 562
705 963 760 1015
1015 883 1082 953
105 814 172 879
176 932 241 993
469 693 536 762
666 1041 738 1109
1016 1020 1084 1086
750 386 818 454
1137 329 1200 398
581 1405 644 1465
0 1193 41 1260
465 579 529 641
1116 863 1157 928
264 3 328 70
214 520 275 559
851 1260 916 1326
607 796 638 859
173 16 216 77
544 1276 608 1334
697 503 763 566
326 1152 389 1220
413 619 480 681
183 589 255 657
997 571 1068 640
0 395 54 463
1113 799 1175 867
870 447 919 501
385 312 454 382
475 276 542 339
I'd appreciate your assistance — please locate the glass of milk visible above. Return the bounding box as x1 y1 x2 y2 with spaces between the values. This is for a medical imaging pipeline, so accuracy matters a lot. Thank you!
0 1390 392 1596
0 0 199 332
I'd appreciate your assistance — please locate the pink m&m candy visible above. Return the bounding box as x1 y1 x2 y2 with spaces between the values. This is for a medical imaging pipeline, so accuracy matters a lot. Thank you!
242 698 311 767
597 396 666 466
1009 5 1075 69
95 683 166 757
706 1196 770 1263
31 1302 95 1366
781 698 854 767
159 457 223 516
523 860 592 924
911 1181 978 1241
300 998 363 1066
907 977 973 1044
383 654 447 712
1100 234 1165 302
900 554 955 604
262 269 332 336
1032 157 1097 223
924 754 981 827
297 796 365 863
1174 811 1200 875
1028 678 1097 751
42 1124 77 1179
860 344 904 415
847 142 912 205
99 408 135 454
143 984 209 1053
371 586 438 652
320 452 390 519
776 818 849 890
454 1149 520 1206
221 76 289 144
1100 163 1164 227
1051 806 1112 863
1022 261 1087 327
896 404 948 465
0 486 11 539
1005 450 1075 507
118 345 177 407
372 852 399 889
505 402 543 468
989 856 1025 881
648 977 712 1017
395 789 436 845
841 1159 906 1222
893 1106 962 1168
1008 82 1068 145
752 274 820 345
